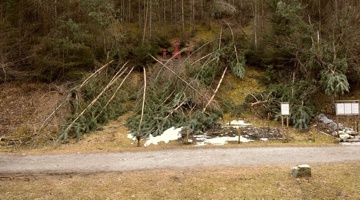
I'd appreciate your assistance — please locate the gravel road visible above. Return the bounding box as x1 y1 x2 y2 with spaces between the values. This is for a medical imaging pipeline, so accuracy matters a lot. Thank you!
0 145 359 174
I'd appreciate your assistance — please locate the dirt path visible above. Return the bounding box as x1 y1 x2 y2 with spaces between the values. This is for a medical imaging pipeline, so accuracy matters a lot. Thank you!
0 145 359 174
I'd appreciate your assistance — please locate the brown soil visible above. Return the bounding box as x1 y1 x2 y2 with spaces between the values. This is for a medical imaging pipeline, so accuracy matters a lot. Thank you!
0 82 68 146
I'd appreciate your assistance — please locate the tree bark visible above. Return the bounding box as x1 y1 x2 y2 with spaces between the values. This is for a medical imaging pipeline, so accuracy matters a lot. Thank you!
149 0 152 39
202 66 228 113
0 6 5 82
163 0 166 23
181 0 185 33
190 0 195 32
54 0 57 19
138 66 147 135
142 0 149 44
128 0 131 22
138 1 141 27
254 0 258 50
334 0 338 24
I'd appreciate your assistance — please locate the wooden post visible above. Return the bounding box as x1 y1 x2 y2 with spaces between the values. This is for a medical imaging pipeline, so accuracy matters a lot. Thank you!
186 128 189 144
286 116 289 127
312 128 316 142
238 128 241 144
281 115 285 141
355 120 358 134
286 116 289 142
357 113 359 134
136 135 141 147
353 116 356 134
337 115 339 135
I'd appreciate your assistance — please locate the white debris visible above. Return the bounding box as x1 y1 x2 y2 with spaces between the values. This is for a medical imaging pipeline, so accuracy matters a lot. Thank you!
127 133 136 140
128 119 270 147
143 127 182 147
195 136 253 146
339 133 351 141
222 120 252 128
230 120 252 126
203 137 229 145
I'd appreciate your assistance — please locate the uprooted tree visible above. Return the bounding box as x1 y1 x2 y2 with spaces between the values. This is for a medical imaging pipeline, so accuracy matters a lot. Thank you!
127 38 246 138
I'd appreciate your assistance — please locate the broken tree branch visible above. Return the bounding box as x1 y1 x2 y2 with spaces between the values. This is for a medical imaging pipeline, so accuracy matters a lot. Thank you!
202 28 227 113
150 55 206 99
202 66 228 113
36 98 69 135
57 62 128 143
36 60 121 136
79 60 115 89
138 66 147 136
95 66 135 120
250 100 268 107
182 40 215 64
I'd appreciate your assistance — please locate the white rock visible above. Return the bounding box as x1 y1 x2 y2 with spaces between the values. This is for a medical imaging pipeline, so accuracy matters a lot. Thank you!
339 133 351 141
291 164 311 177
298 164 311 168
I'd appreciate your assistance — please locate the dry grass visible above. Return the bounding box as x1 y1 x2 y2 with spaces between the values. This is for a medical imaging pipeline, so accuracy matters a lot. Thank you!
1 74 357 199
219 67 265 105
0 120 339 156
1 162 359 199
0 108 339 155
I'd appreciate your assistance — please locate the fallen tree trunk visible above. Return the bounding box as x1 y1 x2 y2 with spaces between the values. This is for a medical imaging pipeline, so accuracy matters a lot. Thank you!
202 66 228 113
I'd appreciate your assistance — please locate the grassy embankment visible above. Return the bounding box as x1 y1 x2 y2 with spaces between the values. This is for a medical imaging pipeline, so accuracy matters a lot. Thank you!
1 162 359 199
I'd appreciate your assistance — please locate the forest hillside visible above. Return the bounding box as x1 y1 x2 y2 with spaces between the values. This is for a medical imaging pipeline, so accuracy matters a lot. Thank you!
1 0 360 145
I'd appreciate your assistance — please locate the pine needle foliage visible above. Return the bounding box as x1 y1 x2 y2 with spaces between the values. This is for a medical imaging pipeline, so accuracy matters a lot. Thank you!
241 0 357 129
127 42 245 138
230 52 246 79
58 66 134 142
320 70 349 96
240 79 317 129
291 103 313 129
126 65 222 138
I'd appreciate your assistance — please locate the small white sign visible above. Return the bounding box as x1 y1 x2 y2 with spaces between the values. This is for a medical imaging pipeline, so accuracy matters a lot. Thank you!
281 102 290 116
336 103 345 115
351 103 359 114
336 102 359 115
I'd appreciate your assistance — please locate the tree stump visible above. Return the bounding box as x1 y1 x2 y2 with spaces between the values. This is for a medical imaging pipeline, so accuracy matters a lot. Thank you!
291 164 311 178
